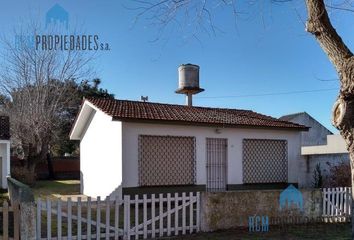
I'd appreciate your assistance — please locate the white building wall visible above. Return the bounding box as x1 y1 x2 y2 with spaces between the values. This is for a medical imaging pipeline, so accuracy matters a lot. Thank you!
122 122 302 188
0 141 10 188
301 135 348 155
80 110 122 197
299 134 350 187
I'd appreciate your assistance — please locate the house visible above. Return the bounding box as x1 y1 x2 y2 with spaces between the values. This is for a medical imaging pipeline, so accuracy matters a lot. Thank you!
0 116 10 189
280 112 349 187
279 112 332 146
70 97 308 197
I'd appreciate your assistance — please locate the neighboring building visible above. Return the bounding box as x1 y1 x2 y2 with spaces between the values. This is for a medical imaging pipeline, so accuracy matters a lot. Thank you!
0 116 10 189
70 98 308 197
280 112 348 188
279 112 332 146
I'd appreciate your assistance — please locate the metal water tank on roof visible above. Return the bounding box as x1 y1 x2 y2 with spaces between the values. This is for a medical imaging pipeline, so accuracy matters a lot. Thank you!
176 64 204 94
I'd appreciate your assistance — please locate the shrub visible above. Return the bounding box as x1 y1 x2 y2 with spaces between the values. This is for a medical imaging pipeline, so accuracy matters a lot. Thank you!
10 165 36 186
312 163 323 188
323 160 351 188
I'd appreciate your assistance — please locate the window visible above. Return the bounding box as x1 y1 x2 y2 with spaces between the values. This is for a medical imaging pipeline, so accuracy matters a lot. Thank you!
138 135 196 186
243 139 288 183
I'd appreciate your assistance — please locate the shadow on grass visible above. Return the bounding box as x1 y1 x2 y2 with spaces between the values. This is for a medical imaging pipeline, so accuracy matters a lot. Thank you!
33 180 80 199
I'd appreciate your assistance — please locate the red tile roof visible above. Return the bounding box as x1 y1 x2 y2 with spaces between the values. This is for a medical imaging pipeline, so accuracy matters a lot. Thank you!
86 98 308 131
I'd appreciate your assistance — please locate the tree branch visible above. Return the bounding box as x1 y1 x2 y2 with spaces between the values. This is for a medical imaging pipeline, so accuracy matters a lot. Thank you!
305 0 353 80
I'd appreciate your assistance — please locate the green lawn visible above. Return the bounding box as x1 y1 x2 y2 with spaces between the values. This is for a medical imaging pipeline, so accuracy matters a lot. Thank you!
0 189 8 201
169 223 351 240
32 180 80 199
0 180 80 201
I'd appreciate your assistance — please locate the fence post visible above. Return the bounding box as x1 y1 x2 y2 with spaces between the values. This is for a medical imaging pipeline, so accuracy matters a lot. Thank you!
7 177 36 240
123 195 130 240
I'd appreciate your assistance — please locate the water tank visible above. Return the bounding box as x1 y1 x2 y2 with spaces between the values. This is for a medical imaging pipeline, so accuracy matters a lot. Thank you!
179 64 199 88
176 64 204 94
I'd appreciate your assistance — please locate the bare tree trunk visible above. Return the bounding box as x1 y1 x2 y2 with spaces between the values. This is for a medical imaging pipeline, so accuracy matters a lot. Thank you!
46 152 55 180
350 152 354 235
305 0 354 238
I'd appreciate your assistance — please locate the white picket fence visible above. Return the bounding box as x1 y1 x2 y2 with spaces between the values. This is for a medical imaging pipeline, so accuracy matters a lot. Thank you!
1 201 20 240
36 192 200 239
322 187 352 222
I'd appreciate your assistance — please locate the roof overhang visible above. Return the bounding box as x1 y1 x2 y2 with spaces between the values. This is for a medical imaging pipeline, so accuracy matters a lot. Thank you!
70 100 100 140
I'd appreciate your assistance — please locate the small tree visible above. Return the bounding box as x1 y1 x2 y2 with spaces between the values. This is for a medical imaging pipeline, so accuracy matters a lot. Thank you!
0 23 93 184
324 160 351 188
312 163 323 188
52 79 114 157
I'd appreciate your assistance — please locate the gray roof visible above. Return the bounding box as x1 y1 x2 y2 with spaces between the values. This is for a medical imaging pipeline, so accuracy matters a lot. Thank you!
279 112 307 122
279 112 333 134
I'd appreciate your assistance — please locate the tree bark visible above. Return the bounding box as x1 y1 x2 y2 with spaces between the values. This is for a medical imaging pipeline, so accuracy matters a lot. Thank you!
305 0 354 238
46 152 55 180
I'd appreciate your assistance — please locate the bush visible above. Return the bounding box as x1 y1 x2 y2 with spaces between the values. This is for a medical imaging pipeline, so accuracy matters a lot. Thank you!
10 165 36 186
323 161 351 187
312 163 323 188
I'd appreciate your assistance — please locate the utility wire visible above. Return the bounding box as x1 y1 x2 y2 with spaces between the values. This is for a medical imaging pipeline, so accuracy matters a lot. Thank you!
196 88 338 99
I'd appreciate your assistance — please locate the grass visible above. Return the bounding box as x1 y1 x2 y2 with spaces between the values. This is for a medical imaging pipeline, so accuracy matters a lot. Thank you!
32 180 80 199
0 180 80 201
168 223 351 240
0 189 8 201
0 180 80 237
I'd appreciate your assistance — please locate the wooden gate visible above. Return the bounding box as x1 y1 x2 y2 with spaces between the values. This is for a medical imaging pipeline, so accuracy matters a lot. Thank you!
36 196 124 239
206 138 227 192
1 201 20 240
322 187 352 222
125 192 200 239
36 192 200 239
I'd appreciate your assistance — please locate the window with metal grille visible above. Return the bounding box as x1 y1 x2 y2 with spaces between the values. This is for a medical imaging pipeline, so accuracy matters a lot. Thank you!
243 139 288 184
138 135 196 186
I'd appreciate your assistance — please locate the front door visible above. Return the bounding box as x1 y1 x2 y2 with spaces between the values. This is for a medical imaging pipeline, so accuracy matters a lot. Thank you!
206 138 227 192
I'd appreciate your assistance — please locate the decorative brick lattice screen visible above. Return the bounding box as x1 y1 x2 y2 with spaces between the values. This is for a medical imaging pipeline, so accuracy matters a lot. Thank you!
0 116 10 140
138 135 196 186
243 139 288 183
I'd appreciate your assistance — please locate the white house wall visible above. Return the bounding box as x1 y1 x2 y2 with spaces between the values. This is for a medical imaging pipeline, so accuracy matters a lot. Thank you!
122 122 302 188
299 134 349 187
0 141 10 189
80 110 122 197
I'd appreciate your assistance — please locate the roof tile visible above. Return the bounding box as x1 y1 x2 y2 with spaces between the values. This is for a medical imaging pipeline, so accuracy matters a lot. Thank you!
86 98 308 131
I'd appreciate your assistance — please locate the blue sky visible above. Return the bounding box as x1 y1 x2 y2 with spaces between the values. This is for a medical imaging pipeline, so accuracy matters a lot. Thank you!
1 0 353 132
